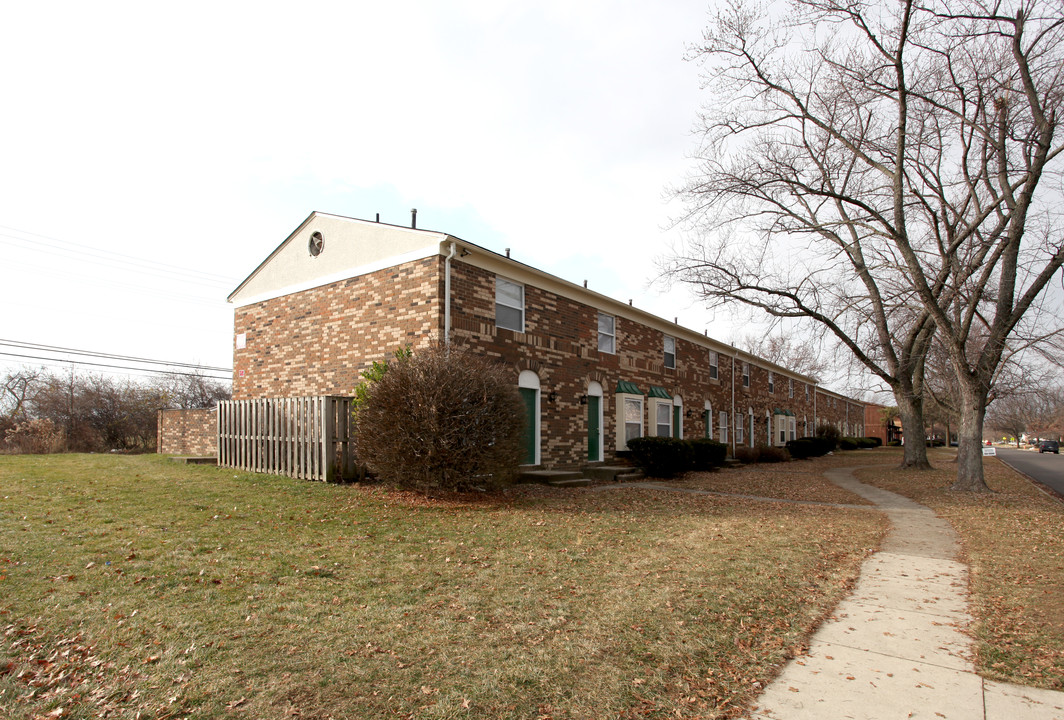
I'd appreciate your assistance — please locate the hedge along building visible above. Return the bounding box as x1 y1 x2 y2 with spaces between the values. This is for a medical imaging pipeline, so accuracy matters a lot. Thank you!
228 211 865 469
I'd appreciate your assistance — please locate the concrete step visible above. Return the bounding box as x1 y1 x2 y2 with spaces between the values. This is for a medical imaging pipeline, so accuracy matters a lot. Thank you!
546 478 592 488
583 465 644 482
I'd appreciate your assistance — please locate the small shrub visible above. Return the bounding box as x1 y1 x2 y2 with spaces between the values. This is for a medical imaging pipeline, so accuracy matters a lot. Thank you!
787 436 834 459
839 437 859 450
756 445 790 463
626 437 694 478
689 438 727 470
354 344 525 492
854 437 879 449
887 440 902 447
861 436 883 447
815 423 841 449
734 445 758 464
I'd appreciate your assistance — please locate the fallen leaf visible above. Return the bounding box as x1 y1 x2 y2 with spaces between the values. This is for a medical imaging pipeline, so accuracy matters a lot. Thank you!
226 697 246 709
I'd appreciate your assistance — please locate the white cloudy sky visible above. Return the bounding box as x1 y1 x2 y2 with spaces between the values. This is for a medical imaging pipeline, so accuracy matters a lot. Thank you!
0 0 757 384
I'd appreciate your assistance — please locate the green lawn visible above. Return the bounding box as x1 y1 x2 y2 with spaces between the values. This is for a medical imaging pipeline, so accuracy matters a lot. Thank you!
0 454 885 719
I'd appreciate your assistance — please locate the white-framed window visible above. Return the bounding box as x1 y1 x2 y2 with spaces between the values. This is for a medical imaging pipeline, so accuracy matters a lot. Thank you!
709 350 719 380
736 412 744 444
805 383 809 401
768 371 775 394
742 362 750 387
749 409 755 445
655 401 672 437
719 411 729 444
804 416 809 436
621 395 643 449
597 312 615 354
664 336 676 369
789 378 793 398
789 417 797 442
495 276 524 332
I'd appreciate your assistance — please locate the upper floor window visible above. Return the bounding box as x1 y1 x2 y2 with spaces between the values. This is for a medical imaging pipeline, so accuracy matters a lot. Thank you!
495 277 524 332
709 350 719 380
598 313 615 354
789 378 794 398
742 362 750 388
664 336 676 369
805 383 809 401
768 371 775 394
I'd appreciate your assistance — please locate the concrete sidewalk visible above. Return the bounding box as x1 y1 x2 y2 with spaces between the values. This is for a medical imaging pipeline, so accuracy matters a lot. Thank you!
744 467 1064 720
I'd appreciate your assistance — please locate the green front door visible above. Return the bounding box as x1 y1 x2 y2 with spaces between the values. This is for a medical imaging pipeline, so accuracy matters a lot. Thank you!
673 406 682 438
587 396 600 461
520 387 537 465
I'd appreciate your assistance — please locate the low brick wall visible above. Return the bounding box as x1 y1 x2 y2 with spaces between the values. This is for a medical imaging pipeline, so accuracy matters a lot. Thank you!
157 407 217 456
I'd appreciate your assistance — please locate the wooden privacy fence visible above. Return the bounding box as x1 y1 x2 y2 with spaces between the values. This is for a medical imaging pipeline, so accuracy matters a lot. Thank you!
217 396 357 482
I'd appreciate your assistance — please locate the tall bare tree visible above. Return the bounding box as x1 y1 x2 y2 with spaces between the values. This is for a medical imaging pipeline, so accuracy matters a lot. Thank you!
669 0 1064 490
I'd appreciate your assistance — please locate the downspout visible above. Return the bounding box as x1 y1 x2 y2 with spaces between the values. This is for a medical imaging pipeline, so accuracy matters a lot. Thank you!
731 351 736 456
444 242 456 351
813 383 818 430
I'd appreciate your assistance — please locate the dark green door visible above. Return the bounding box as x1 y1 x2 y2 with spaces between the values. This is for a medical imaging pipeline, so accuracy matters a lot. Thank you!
520 387 537 465
673 406 682 438
587 396 600 461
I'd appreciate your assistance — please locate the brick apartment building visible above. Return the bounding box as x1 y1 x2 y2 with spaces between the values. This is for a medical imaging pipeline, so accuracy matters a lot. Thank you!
227 212 866 469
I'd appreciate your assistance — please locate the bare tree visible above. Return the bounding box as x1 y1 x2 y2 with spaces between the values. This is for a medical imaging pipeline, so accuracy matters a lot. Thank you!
1 368 43 420
736 332 830 381
669 0 1064 490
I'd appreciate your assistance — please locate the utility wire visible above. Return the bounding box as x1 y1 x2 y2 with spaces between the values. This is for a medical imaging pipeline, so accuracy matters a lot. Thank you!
0 339 232 372
0 351 231 381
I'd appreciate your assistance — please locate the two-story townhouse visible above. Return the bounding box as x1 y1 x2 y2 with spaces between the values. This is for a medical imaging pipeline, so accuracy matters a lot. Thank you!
227 212 864 469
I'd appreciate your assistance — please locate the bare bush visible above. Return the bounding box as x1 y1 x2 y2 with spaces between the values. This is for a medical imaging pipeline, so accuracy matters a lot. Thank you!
354 344 525 492
3 418 64 455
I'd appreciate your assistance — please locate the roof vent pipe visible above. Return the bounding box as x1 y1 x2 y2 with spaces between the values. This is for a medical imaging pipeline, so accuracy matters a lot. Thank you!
375 213 380 223
410 208 417 229
505 248 510 258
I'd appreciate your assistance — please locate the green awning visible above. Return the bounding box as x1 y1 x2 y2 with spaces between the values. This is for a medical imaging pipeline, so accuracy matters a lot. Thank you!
648 385 672 399
773 408 795 417
616 380 642 395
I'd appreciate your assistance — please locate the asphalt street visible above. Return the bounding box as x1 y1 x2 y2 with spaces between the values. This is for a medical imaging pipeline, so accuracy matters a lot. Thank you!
995 446 1064 496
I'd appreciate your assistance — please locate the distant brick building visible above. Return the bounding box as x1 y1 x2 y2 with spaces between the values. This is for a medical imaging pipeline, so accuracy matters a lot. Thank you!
227 212 866 469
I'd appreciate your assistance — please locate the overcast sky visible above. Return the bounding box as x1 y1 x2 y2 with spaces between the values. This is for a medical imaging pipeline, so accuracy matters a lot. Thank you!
0 0 758 385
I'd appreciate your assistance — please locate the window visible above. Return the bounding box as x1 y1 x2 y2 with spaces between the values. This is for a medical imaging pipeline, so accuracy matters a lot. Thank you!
624 397 643 446
664 336 676 369
495 277 524 332
597 313 615 354
742 362 750 388
789 417 797 442
789 378 793 398
768 371 775 394
749 409 755 445
709 351 719 380
805 383 809 401
736 412 744 444
656 402 672 437
719 411 728 444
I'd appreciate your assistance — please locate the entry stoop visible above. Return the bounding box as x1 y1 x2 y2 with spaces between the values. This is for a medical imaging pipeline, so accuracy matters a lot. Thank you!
582 465 645 482
517 469 592 487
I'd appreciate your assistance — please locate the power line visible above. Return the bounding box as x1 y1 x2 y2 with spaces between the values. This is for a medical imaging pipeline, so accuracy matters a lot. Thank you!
0 351 231 381
0 338 231 370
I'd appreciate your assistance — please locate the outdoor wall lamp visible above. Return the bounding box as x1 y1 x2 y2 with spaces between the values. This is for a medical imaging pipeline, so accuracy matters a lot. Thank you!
579 394 588 405
547 391 558 404
685 409 694 418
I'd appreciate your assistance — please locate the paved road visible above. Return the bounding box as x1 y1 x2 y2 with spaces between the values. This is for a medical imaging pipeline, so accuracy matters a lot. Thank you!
996 446 1064 496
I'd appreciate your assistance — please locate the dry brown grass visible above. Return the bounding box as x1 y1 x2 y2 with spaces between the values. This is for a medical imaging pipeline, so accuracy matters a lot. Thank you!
670 451 884 506
0 454 887 719
853 447 1064 690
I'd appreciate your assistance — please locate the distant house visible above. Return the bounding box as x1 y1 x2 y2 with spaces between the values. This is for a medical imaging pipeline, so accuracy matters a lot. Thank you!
227 211 865 469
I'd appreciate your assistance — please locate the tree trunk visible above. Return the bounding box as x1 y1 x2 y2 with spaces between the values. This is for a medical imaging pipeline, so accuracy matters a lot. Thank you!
895 392 932 470
951 383 992 492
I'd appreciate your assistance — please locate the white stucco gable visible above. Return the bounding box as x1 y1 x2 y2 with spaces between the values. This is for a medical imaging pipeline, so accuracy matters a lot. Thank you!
228 212 449 307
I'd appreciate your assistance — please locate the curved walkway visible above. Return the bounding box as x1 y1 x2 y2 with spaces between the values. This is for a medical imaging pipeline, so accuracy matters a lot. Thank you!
743 467 1064 719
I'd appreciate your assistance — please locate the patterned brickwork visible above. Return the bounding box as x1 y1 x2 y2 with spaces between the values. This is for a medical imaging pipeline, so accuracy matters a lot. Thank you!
226 252 865 469
232 257 442 399
157 408 217 456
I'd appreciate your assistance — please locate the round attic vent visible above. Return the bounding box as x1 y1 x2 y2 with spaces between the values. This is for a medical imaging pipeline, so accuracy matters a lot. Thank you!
308 231 324 257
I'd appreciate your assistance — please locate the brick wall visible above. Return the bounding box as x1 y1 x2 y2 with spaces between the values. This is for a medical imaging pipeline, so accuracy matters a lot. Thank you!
157 408 217 456
449 260 823 467
232 257 442 399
